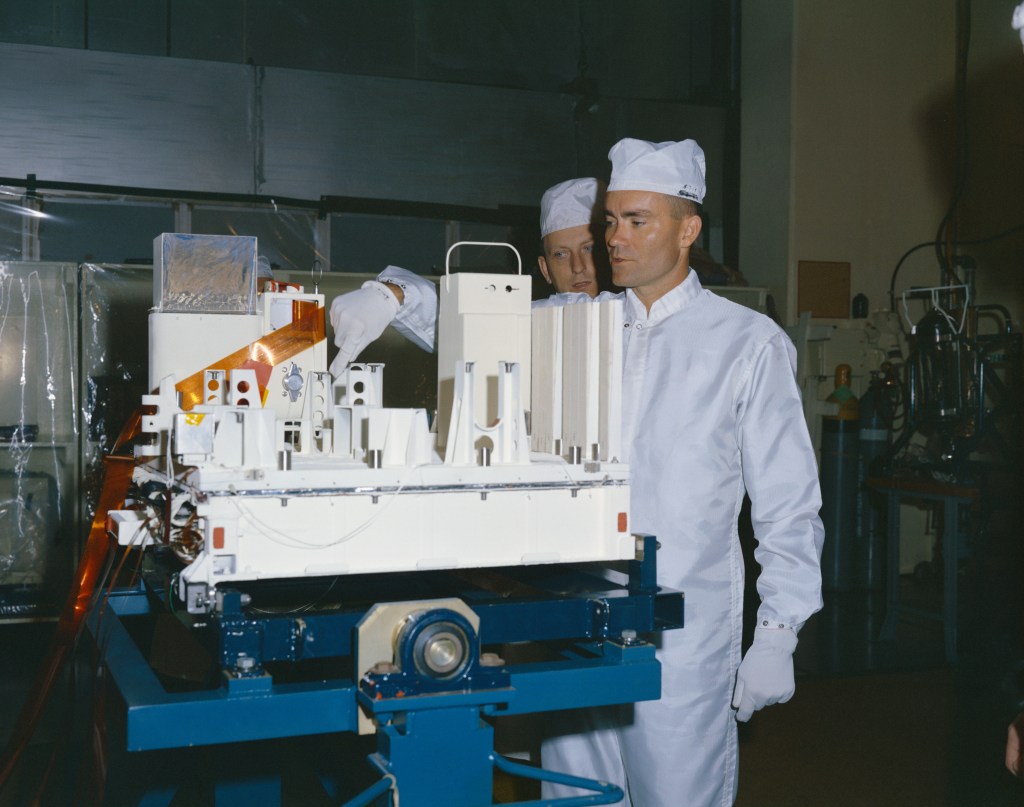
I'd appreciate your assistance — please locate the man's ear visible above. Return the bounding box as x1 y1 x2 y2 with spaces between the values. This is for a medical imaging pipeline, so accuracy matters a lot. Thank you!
537 256 553 285
679 214 703 249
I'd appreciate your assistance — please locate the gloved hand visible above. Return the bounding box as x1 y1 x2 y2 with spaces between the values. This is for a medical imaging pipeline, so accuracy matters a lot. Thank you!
732 627 798 722
328 281 401 377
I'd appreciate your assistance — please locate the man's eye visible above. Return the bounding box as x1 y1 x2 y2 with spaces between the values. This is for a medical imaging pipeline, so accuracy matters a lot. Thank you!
604 220 614 228
553 251 567 260
583 245 593 254
632 220 646 227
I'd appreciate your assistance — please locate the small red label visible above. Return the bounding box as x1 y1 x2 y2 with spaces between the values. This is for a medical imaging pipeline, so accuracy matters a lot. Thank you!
617 512 628 532
213 526 225 549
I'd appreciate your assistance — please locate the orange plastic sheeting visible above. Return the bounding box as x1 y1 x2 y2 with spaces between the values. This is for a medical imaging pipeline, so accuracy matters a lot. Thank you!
175 302 325 411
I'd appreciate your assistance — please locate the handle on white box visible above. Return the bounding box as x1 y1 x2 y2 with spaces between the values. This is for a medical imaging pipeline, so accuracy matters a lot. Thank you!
444 241 522 277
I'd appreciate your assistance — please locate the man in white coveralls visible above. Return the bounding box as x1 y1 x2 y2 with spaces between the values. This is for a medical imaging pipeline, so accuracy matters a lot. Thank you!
539 138 824 806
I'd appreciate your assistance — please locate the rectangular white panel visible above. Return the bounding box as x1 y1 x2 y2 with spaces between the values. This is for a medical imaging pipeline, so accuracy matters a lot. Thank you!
436 272 531 451
561 303 600 460
530 306 563 454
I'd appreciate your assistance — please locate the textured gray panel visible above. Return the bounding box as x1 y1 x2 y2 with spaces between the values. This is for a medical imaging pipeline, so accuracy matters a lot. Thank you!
0 1 85 48
415 0 579 91
0 1 732 104
260 68 577 207
0 44 255 194
0 42 727 225
169 0 247 63
247 0 416 77
583 0 696 102
87 0 167 56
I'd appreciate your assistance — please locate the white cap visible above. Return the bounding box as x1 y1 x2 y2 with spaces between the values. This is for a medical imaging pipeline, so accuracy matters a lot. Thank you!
540 177 604 237
607 138 706 204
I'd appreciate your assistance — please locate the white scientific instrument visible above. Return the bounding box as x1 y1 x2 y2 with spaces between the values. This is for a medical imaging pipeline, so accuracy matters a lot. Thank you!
110 236 632 613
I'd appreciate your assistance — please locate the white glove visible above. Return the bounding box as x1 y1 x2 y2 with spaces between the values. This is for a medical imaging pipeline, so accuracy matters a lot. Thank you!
328 281 401 376
732 627 798 722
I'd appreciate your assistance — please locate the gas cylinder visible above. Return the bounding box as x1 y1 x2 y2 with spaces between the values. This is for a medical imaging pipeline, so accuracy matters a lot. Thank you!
857 371 891 589
819 364 859 591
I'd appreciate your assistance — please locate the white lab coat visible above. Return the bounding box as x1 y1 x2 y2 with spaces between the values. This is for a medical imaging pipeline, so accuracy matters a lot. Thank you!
376 266 439 352
541 271 823 806
381 265 823 805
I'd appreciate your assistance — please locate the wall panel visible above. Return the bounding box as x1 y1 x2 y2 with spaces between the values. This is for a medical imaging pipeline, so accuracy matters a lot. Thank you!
0 45 255 194
259 68 577 207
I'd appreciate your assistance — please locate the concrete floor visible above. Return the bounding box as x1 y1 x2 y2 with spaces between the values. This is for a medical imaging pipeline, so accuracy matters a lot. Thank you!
735 588 1024 807
1 503 1022 805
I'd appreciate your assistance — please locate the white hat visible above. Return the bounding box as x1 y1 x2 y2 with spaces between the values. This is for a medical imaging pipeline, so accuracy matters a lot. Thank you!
539 177 604 237
607 138 706 204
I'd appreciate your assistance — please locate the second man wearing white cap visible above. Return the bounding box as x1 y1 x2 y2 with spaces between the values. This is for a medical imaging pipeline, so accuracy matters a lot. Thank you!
534 177 606 299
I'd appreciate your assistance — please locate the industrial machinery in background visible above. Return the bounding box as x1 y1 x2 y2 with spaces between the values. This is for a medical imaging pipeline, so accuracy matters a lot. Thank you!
795 255 1021 599
887 279 1021 480
34 235 684 807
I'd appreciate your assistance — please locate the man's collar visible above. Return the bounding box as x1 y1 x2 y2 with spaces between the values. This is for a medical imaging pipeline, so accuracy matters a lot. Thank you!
624 270 703 324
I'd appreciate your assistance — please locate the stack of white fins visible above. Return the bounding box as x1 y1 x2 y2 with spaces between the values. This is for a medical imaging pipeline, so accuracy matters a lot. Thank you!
531 300 623 463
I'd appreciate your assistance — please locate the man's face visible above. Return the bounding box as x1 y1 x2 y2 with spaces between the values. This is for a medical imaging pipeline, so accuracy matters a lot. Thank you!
537 223 599 296
604 190 701 308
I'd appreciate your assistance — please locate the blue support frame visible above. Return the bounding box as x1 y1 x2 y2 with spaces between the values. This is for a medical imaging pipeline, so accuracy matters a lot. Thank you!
97 592 359 751
140 535 682 670
90 538 682 805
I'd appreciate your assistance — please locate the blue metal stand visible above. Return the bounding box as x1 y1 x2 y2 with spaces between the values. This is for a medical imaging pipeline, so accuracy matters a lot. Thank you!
871 476 979 663
89 536 682 805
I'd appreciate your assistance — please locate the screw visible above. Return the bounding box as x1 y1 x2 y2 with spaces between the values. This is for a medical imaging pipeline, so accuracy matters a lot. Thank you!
236 654 256 672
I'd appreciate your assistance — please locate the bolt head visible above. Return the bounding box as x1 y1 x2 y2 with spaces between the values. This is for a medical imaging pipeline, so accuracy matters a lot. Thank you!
236 655 256 671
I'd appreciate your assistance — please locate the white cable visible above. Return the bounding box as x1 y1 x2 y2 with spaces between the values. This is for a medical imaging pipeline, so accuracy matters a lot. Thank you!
164 427 176 488
930 290 959 336
900 284 971 335
225 462 431 550
958 284 971 333
900 292 914 331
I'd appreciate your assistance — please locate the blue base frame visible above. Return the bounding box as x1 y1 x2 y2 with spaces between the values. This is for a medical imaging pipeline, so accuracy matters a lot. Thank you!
90 536 682 805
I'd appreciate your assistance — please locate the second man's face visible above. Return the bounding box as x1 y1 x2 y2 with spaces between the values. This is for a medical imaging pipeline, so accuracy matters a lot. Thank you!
538 223 600 296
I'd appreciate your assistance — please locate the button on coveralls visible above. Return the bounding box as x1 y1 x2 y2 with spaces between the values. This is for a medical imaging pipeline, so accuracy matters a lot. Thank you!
541 271 824 806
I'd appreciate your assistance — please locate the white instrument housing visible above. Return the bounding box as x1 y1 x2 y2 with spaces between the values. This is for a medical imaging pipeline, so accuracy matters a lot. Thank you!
112 239 632 613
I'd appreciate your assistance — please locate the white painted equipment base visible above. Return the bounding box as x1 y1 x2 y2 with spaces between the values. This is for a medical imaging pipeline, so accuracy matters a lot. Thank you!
177 458 631 602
